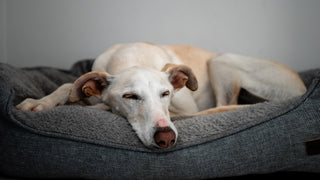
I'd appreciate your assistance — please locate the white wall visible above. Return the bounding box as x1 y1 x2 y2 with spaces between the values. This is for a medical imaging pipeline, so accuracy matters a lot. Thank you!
2 0 320 71
0 0 6 64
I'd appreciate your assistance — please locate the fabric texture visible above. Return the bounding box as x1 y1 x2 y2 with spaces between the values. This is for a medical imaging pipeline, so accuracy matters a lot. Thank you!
0 61 320 179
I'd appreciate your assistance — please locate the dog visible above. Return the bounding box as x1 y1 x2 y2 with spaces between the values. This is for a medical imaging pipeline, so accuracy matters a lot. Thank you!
16 42 307 148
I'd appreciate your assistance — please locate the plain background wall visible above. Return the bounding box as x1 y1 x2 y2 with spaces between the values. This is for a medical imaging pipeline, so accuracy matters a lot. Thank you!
0 0 5 64
1 0 319 71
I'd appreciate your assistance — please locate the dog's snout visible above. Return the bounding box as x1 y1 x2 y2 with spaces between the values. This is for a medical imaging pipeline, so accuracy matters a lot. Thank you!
154 127 176 148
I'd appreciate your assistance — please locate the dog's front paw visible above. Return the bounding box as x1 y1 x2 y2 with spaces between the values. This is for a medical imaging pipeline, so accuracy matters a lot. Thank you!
16 98 57 112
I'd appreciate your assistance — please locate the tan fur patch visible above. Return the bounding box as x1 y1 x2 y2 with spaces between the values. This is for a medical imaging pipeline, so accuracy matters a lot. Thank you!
195 105 247 115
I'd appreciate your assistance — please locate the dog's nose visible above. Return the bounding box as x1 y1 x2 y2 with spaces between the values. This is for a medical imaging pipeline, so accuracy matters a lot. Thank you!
154 127 176 148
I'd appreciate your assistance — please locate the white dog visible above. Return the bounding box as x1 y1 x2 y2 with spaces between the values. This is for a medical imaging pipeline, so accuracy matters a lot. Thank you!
16 42 307 148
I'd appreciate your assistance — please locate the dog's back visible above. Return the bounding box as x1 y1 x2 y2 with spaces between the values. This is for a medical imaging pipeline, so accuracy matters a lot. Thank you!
92 42 306 113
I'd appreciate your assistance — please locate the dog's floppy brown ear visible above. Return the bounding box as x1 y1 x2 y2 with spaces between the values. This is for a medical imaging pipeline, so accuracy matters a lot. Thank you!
69 70 112 102
162 63 198 91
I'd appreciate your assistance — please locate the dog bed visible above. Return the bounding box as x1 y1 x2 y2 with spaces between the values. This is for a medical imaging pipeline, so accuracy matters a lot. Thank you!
0 60 320 179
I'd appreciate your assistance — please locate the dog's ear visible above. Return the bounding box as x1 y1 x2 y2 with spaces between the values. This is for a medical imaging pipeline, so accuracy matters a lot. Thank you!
162 63 198 91
69 70 112 102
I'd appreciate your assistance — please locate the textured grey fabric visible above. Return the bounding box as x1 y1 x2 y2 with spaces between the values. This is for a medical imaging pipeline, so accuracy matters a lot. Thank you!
0 61 320 179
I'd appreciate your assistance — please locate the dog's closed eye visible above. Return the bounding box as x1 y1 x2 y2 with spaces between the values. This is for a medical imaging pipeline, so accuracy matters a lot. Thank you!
122 93 141 100
161 90 170 98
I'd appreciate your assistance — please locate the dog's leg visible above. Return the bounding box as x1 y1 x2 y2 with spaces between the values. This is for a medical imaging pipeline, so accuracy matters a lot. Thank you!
207 55 242 106
208 54 306 106
195 105 248 115
87 103 110 111
16 83 73 111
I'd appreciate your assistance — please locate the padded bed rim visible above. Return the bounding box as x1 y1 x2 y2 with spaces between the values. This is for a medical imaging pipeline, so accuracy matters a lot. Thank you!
0 71 319 153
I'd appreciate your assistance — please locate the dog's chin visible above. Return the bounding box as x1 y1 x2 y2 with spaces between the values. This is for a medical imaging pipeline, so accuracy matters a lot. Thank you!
139 137 158 149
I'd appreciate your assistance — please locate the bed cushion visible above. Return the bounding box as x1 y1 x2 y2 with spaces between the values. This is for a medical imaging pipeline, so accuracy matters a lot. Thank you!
0 60 319 179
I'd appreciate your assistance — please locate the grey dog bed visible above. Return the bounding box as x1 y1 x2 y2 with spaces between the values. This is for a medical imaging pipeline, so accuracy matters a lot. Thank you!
0 60 320 179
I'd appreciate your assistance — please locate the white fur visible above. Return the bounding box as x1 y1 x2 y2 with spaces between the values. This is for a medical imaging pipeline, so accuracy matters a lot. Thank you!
101 67 177 147
16 42 307 148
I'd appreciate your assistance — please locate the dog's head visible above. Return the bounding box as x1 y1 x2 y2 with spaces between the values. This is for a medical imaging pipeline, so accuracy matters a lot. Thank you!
69 64 197 148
